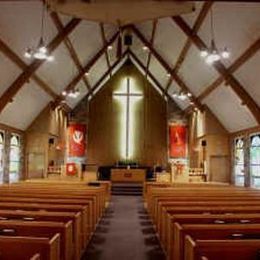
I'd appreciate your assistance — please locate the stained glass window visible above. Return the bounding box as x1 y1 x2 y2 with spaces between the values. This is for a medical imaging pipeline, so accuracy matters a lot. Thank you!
250 134 260 188
0 131 4 184
234 137 245 186
9 134 20 183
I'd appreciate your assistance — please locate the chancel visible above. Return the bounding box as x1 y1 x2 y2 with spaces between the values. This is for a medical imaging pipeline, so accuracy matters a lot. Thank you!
0 0 260 260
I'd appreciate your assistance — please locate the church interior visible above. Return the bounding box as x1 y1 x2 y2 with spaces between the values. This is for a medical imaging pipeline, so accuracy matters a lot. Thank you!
0 0 259 259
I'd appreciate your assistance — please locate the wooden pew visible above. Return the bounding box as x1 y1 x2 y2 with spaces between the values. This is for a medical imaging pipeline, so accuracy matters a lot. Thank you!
165 213 260 259
0 234 60 260
0 202 88 248
185 236 260 260
0 210 82 260
0 196 94 238
0 220 73 260
174 223 260 260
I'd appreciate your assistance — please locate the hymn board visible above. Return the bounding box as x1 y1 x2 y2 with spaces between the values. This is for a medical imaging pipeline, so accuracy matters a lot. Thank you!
113 77 143 160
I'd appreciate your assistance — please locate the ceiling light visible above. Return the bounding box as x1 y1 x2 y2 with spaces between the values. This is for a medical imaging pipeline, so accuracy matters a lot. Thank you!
68 89 80 98
107 45 113 50
62 90 67 96
200 7 231 65
221 47 230 59
200 49 208 58
85 71 90 76
142 45 149 51
24 3 54 62
167 73 171 78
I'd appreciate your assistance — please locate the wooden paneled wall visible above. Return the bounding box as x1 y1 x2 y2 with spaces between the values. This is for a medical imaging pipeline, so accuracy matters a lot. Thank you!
86 63 167 167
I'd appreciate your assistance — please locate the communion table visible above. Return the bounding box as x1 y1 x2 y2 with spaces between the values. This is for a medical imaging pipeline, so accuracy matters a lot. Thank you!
111 168 146 183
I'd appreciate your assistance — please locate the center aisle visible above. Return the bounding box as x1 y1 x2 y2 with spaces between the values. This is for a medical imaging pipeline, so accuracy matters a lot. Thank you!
82 195 166 260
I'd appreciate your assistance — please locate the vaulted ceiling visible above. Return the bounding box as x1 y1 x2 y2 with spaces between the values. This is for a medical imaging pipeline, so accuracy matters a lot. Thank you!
0 1 259 133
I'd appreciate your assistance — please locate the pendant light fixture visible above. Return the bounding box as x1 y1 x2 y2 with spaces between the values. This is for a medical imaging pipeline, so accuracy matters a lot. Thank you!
24 2 54 61
200 6 230 64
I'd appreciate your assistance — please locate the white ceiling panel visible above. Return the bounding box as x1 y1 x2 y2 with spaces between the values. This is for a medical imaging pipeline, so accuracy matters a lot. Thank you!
0 82 51 130
136 20 153 41
204 84 258 132
37 43 77 95
87 54 108 87
198 3 260 67
153 17 187 68
149 56 169 88
178 45 219 96
68 20 103 65
0 52 22 96
66 80 88 109
130 36 149 67
234 52 260 107
0 1 57 64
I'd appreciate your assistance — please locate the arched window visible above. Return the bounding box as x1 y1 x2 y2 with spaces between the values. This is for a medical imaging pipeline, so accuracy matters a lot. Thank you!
234 137 244 186
0 131 4 184
9 134 20 183
250 134 260 188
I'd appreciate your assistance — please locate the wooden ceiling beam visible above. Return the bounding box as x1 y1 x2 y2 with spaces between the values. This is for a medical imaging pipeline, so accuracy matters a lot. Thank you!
0 17 80 113
50 12 92 92
165 2 212 92
99 23 112 78
63 31 119 93
173 16 260 124
53 31 119 106
85 51 128 99
198 37 260 101
0 38 58 100
131 25 203 111
145 19 158 77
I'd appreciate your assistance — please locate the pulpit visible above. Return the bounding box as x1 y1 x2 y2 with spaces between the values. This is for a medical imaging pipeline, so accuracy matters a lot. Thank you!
111 168 146 183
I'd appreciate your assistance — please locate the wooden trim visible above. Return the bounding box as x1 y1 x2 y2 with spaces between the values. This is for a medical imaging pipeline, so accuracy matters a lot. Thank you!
165 2 212 92
131 25 203 111
50 12 92 92
173 16 260 125
230 126 260 138
198 37 260 101
0 38 58 100
0 17 80 113
0 123 24 135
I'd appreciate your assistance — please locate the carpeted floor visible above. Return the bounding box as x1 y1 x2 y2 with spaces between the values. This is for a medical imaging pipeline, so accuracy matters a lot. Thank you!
82 195 166 260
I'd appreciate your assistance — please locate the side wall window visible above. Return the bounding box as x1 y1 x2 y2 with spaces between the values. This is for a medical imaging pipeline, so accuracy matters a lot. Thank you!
234 137 245 186
250 134 260 188
9 134 21 183
0 131 4 184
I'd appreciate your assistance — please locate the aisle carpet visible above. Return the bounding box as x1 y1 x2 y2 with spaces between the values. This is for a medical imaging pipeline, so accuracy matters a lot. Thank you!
82 195 166 260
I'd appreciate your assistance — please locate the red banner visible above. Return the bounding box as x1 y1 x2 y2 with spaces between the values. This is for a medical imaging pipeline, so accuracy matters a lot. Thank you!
169 124 187 158
68 124 86 157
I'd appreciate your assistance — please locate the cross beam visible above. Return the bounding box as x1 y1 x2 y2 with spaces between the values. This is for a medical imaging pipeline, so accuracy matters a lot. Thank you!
131 25 203 111
100 23 112 78
50 12 92 92
165 2 213 92
0 17 80 113
145 19 158 78
198 37 260 101
0 37 58 100
173 16 260 124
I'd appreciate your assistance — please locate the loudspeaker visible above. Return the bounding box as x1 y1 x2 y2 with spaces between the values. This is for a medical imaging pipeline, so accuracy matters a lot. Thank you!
49 138 55 145
201 140 207 147
124 34 132 46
